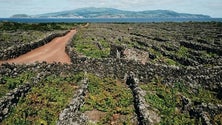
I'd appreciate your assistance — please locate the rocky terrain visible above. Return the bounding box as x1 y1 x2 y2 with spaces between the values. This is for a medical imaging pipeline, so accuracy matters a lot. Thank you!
0 22 222 125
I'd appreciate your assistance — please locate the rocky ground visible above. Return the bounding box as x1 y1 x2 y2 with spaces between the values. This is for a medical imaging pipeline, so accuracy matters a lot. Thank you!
0 22 222 125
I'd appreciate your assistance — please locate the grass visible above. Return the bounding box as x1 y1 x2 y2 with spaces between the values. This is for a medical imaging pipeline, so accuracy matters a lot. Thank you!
1 73 84 125
80 74 136 124
140 81 222 125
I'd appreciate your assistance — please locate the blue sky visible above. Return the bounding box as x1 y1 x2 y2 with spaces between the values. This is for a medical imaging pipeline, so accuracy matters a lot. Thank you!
0 0 222 17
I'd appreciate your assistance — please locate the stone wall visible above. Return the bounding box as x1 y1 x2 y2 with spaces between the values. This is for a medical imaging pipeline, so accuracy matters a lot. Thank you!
0 83 31 122
57 78 88 125
69 57 222 90
0 62 78 122
64 38 221 91
125 72 160 125
0 31 69 60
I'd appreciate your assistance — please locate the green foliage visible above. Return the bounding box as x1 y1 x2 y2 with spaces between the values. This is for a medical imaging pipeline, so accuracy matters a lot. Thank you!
2 73 82 125
141 81 222 124
177 46 189 57
164 58 178 65
0 72 35 98
73 33 110 58
141 83 196 124
80 74 135 124
0 22 78 31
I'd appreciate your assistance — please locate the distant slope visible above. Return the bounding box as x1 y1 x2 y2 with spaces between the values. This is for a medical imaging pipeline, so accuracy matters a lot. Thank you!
11 7 211 18
11 14 31 18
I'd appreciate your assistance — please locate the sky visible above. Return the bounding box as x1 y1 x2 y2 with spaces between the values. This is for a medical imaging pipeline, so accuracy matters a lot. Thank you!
0 0 222 18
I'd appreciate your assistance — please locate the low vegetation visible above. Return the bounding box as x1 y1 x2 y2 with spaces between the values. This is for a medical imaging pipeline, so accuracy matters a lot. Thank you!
73 30 110 58
0 22 78 31
1 73 83 125
72 22 221 66
0 22 221 124
80 74 137 124
0 71 35 98
140 80 222 124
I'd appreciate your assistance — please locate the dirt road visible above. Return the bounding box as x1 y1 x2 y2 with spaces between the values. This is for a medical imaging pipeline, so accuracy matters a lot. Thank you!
0 30 76 65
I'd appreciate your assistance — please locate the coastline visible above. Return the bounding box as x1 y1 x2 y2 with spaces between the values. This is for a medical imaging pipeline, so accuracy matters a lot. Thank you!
1 17 222 23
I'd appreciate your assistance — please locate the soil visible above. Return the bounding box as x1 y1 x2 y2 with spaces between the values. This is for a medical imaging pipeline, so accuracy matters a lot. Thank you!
0 30 76 65
84 109 106 122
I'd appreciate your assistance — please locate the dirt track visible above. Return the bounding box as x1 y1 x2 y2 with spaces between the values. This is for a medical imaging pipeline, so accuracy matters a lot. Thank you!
0 30 76 64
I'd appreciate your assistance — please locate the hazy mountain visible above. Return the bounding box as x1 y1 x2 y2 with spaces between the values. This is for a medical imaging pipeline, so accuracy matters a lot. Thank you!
11 7 211 18
11 14 31 18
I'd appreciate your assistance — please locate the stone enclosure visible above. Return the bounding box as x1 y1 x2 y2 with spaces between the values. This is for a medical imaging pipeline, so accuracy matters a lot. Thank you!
0 23 222 124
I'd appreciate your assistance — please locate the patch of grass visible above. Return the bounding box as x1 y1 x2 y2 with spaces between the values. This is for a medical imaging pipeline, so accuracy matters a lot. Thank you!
80 74 135 124
1 73 82 125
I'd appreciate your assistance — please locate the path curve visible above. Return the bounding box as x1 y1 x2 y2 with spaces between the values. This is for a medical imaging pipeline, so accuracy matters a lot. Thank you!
0 30 76 65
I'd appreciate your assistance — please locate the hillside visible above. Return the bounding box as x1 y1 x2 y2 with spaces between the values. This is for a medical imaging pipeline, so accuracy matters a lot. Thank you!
11 7 211 18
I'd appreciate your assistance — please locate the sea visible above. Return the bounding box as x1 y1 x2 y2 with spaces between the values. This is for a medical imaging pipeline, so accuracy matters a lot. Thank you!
0 18 222 23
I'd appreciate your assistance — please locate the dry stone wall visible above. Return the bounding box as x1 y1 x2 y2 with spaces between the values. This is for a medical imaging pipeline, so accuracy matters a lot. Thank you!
70 57 222 90
0 31 69 60
125 72 160 125
0 84 31 122
0 62 78 122
57 78 88 125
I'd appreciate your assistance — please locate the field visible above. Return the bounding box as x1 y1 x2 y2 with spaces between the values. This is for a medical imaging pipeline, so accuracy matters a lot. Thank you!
0 22 222 125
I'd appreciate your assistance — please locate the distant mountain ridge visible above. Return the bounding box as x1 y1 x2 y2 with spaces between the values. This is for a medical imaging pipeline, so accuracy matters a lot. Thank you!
11 7 211 18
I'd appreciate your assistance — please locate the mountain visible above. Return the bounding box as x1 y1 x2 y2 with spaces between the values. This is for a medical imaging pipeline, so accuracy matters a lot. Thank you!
11 14 31 18
11 7 211 18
